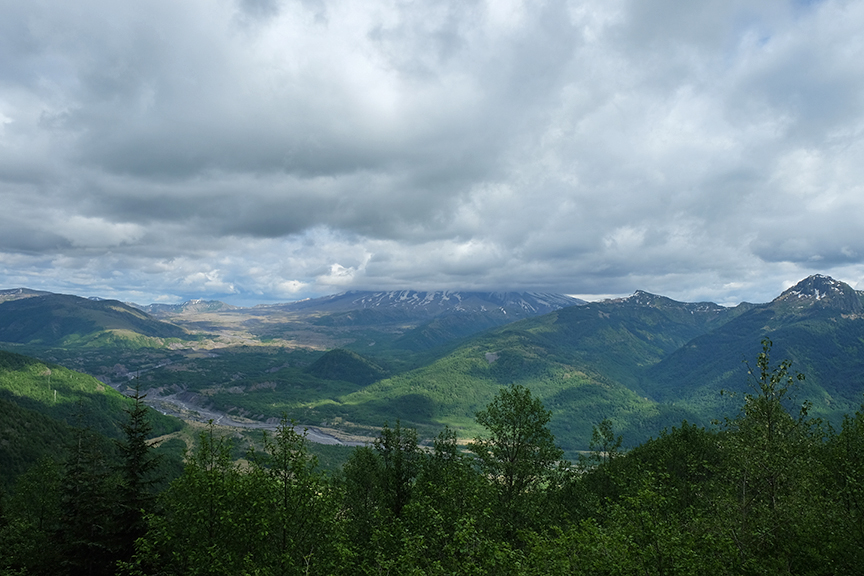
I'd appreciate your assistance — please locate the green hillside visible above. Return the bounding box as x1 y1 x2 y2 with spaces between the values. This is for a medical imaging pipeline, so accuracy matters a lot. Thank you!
0 349 183 489
305 348 389 386
390 312 505 351
645 302 864 422
4 276 862 461
0 294 189 348
321 331 696 456
291 293 738 451
104 291 751 452
296 279 862 451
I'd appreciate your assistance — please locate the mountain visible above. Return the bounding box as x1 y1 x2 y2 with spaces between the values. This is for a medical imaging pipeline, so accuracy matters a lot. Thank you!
298 276 863 453
5 277 863 457
305 348 389 386
133 299 239 317
0 293 189 347
253 290 586 352
295 289 748 451
769 274 863 315
644 275 864 419
0 287 53 303
262 290 583 317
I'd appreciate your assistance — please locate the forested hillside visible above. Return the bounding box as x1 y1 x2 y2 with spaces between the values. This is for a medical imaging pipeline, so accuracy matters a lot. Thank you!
2 276 863 458
2 341 862 575
0 349 183 489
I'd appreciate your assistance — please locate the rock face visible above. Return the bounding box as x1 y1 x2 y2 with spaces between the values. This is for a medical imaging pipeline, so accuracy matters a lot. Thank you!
771 274 864 314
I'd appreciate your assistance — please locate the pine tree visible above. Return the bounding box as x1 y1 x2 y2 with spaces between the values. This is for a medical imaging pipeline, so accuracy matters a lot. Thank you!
57 421 116 576
114 382 161 563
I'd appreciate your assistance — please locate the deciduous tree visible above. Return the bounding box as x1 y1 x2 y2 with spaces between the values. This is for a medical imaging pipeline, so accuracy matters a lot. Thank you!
469 384 563 541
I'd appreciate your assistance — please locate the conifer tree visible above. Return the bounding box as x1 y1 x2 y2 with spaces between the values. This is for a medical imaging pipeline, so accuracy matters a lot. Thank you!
57 421 116 576
114 382 161 563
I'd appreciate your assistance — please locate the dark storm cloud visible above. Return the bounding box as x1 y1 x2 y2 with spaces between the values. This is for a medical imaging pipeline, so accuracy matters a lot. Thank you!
1 0 864 305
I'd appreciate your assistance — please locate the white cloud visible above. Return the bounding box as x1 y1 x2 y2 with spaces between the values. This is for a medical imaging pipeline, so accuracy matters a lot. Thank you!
1 0 863 306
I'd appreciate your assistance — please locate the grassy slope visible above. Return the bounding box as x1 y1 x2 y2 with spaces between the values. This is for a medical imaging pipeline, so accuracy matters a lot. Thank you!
0 349 183 489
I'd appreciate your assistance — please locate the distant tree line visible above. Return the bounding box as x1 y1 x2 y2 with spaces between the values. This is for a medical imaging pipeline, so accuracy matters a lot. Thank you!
2 339 864 575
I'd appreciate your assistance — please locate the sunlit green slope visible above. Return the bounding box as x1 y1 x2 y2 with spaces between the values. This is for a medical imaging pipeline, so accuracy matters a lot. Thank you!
307 294 744 452
0 349 182 489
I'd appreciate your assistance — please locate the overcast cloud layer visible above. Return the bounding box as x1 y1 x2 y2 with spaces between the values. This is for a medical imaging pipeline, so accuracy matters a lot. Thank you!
2 0 864 306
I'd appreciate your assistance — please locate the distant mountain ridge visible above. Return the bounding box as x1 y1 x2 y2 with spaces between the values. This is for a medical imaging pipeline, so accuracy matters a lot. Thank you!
318 275 864 452
261 290 584 316
5 277 864 454
645 275 864 410
133 299 239 317
256 290 587 351
770 274 864 315
0 293 187 347
0 288 54 303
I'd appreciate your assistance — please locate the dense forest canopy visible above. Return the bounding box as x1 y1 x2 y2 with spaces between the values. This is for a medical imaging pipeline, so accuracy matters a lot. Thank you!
2 339 863 575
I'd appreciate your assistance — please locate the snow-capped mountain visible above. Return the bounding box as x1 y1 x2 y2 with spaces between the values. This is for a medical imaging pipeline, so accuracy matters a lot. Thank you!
261 290 585 318
771 274 863 314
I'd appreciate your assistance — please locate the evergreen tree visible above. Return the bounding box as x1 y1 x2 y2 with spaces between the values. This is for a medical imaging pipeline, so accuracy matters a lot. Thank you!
0 458 62 575
57 422 117 576
114 382 161 563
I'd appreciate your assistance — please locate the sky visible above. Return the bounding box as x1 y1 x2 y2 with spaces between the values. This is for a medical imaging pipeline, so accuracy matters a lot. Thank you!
2 0 864 307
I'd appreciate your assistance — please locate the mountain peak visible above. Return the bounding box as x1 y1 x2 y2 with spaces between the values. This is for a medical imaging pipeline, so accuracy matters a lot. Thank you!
270 290 584 316
772 275 862 314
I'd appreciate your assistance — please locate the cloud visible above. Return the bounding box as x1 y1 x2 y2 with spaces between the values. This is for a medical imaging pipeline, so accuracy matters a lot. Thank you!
1 0 864 306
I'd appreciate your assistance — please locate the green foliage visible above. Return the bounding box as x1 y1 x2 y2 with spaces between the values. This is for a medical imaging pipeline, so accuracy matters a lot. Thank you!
115 382 162 563
469 384 564 542
0 397 71 491
713 339 832 573
57 423 118 576
305 348 389 386
4 337 864 575
822 407 864 570
132 424 257 575
130 421 344 576
0 458 62 574
589 417 623 465
0 349 182 489
246 417 345 575
374 421 421 518
404 428 497 573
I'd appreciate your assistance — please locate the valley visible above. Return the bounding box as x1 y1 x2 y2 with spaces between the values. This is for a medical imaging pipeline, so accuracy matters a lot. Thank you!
2 279 864 460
